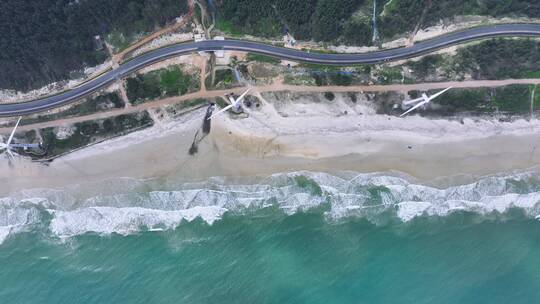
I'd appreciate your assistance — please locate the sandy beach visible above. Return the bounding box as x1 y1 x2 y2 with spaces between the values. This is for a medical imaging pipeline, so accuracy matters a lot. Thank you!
2 91 540 196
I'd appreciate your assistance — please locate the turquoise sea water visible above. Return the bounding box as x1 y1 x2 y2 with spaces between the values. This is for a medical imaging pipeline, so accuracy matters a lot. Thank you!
2 171 540 303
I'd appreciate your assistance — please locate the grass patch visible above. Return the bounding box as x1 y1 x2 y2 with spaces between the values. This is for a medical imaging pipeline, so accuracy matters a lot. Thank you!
182 98 207 109
209 69 236 89
426 85 534 114
299 63 347 70
312 71 354 86
430 88 491 113
532 85 540 110
283 73 316 86
160 67 193 97
525 71 540 78
376 66 402 84
215 97 228 108
284 64 371 86
215 18 243 36
126 66 199 105
107 31 132 53
492 85 531 113
299 48 339 54
194 4 202 24
406 55 444 80
246 53 281 64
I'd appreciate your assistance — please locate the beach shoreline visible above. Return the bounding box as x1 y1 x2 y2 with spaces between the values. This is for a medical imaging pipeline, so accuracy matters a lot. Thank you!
2 93 540 196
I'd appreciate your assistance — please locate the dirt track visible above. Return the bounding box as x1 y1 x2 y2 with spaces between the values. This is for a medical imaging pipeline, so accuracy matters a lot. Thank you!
2 78 539 133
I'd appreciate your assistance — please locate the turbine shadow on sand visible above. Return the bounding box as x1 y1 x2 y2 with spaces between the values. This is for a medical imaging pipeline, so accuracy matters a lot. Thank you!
189 103 214 155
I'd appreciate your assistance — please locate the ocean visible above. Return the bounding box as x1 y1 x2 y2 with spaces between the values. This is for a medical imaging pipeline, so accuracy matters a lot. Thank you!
1 171 540 303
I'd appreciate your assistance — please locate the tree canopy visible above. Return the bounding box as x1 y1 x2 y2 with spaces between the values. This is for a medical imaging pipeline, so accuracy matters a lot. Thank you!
0 0 188 91
216 0 368 42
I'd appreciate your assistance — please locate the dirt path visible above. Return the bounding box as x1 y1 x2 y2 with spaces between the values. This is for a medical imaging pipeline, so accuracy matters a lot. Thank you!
408 0 432 46
112 0 195 64
113 18 189 64
0 89 235 133
3 78 540 133
200 56 208 92
193 0 211 38
119 80 131 108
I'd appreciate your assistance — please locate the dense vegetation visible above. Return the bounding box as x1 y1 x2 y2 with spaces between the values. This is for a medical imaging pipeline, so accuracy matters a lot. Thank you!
126 66 199 105
40 112 153 157
215 0 372 44
405 38 540 81
277 38 540 88
381 0 540 39
205 69 236 89
216 0 540 43
0 0 188 91
379 84 538 116
4 0 539 93
424 85 536 114
455 38 540 80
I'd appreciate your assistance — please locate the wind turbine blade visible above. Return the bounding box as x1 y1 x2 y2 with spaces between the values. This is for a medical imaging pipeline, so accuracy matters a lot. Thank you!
234 88 251 105
207 104 234 120
400 101 427 117
428 87 453 101
403 97 424 106
6 117 21 147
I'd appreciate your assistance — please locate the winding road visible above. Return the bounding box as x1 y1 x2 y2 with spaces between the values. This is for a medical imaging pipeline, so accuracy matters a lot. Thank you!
1 23 540 117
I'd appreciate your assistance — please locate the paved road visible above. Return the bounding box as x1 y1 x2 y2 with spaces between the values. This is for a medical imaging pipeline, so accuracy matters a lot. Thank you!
1 23 540 117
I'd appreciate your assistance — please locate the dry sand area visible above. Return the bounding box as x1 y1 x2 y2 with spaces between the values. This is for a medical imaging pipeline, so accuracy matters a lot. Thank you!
2 91 540 195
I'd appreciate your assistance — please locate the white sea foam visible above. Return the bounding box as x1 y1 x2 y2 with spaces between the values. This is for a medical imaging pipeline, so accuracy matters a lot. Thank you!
2 170 540 242
0 197 44 243
49 206 227 238
0 227 12 244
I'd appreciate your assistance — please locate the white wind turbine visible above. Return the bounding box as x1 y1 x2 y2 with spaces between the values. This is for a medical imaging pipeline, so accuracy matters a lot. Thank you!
208 88 251 120
0 117 41 166
400 87 453 117
0 117 22 162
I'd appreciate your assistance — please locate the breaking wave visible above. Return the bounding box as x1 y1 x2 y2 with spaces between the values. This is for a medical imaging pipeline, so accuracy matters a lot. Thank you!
3 170 540 243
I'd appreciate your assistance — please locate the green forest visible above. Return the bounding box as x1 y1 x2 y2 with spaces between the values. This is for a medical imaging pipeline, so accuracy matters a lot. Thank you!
380 0 540 38
0 0 188 91
215 0 540 43
2 0 540 92
216 0 371 43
